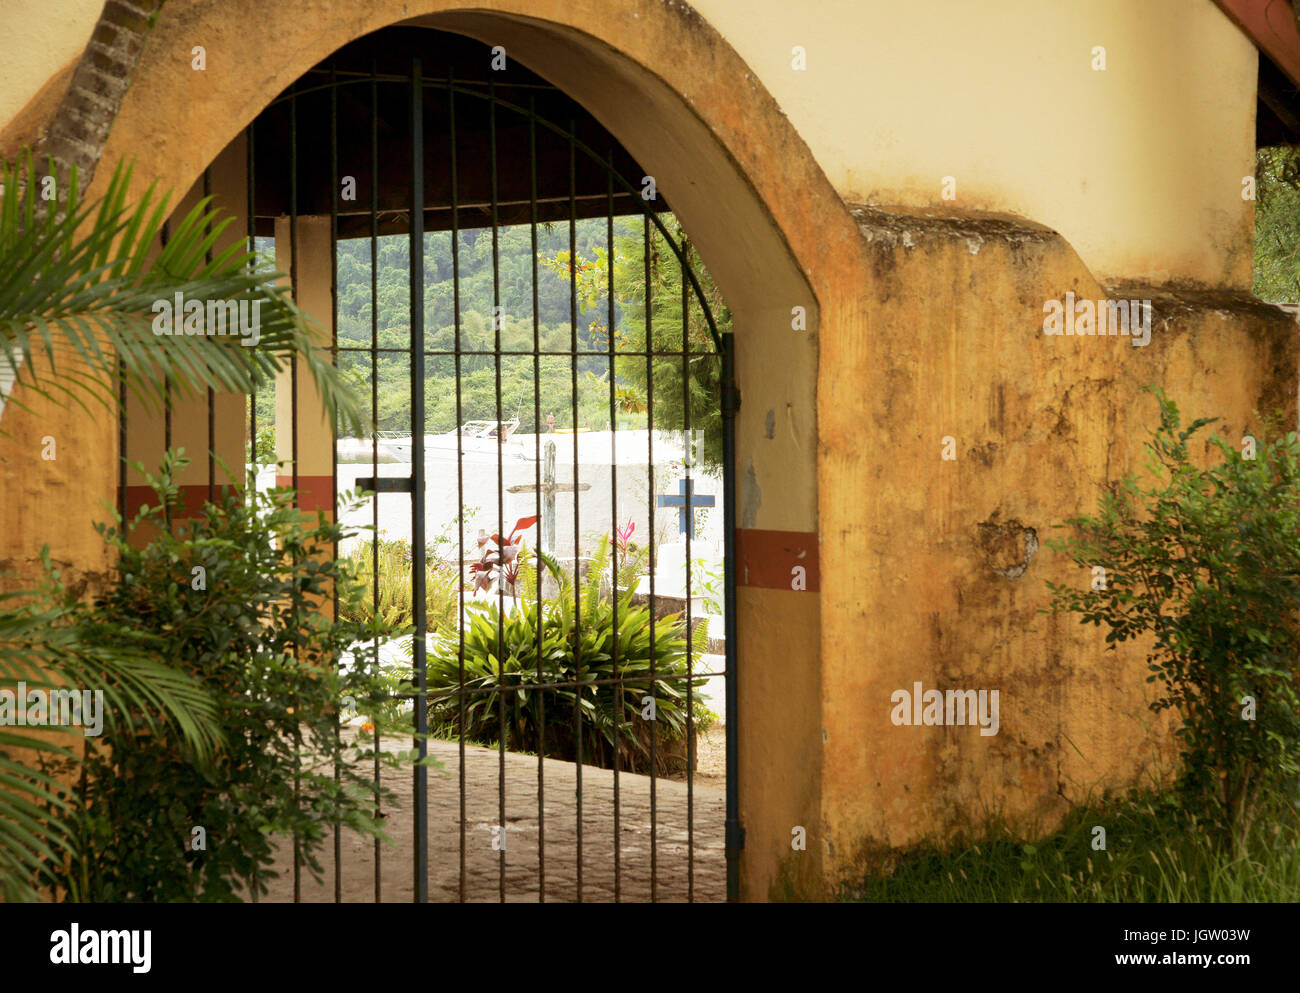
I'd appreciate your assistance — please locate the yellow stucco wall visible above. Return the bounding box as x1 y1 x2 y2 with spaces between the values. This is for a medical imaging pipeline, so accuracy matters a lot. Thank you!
693 0 1257 288
819 206 1298 890
0 0 1287 902
0 0 101 141
0 0 1258 288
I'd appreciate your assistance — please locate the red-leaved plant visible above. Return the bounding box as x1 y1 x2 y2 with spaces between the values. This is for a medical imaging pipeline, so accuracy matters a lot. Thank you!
469 516 538 598
615 517 635 557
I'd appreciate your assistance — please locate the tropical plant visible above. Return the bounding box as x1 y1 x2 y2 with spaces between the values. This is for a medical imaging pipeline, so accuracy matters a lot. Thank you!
339 536 462 634
33 451 413 901
1046 390 1300 852
539 214 730 464
246 422 276 466
0 150 357 431
0 149 370 900
423 582 706 775
0 556 223 903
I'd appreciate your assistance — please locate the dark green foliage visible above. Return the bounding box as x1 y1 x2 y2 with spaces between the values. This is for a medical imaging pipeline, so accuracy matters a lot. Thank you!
38 451 414 902
1254 145 1300 304
338 536 462 633
425 538 709 774
1045 390 1300 849
0 555 222 903
540 216 730 466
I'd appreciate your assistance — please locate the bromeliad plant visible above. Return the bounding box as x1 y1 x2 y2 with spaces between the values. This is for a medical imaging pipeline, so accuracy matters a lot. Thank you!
615 517 635 557
425 589 705 775
424 533 706 774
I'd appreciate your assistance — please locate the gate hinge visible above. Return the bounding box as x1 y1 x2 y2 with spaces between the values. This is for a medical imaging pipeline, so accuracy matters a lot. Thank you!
726 820 746 851
721 381 741 417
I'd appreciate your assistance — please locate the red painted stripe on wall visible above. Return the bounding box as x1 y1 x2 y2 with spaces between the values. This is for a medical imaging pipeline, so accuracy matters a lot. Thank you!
274 475 335 514
119 476 338 520
735 528 820 591
119 483 240 520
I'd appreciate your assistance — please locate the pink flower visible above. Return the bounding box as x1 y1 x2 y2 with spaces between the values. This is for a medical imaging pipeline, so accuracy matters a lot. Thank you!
615 517 635 556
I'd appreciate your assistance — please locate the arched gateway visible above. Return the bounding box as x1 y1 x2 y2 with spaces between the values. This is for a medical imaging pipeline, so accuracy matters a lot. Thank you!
91 4 830 901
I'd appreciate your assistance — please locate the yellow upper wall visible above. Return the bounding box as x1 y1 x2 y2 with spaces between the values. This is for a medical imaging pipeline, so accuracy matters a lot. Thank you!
688 0 1258 287
0 0 1257 287
0 0 101 135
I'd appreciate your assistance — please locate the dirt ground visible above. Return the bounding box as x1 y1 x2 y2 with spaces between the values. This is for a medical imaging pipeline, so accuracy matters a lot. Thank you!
257 724 727 903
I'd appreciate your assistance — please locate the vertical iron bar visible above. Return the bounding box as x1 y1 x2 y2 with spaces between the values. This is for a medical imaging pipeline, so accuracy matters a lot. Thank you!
722 334 741 903
644 211 658 902
329 60 342 904
161 218 171 527
203 168 215 503
528 93 546 904
606 150 621 903
489 78 507 905
409 56 429 906
370 59 383 905
289 78 301 905
117 357 127 524
681 230 694 903
246 124 256 497
245 125 258 904
568 119 583 902
289 84 300 500
448 67 468 904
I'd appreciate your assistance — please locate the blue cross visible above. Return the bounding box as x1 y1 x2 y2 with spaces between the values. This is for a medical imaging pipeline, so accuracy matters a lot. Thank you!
657 478 715 538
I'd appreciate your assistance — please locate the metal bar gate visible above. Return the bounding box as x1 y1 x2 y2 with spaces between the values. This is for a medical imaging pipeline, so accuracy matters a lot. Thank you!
244 44 739 902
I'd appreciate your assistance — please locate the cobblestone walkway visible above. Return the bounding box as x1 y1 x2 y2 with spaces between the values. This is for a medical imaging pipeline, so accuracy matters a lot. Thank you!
260 732 726 903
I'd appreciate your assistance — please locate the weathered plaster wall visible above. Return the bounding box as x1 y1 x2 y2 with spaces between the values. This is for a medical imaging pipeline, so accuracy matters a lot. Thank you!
0 0 1288 902
820 205 1298 888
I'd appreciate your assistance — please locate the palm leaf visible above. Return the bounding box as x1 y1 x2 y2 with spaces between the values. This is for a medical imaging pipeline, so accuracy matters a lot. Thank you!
0 151 361 434
0 581 223 902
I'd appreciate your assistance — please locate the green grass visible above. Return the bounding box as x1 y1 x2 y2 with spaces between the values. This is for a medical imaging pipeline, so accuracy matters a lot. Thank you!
843 789 1300 902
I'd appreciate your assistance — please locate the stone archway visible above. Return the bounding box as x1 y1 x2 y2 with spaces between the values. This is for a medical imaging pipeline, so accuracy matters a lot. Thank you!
62 0 868 900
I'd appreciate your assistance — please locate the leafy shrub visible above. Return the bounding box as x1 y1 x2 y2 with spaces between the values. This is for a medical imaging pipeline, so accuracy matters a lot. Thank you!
1046 390 1300 850
37 451 413 902
424 536 710 774
339 536 461 633
0 554 223 903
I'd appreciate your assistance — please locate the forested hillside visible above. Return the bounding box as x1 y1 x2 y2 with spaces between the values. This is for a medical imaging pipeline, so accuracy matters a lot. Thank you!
253 213 729 449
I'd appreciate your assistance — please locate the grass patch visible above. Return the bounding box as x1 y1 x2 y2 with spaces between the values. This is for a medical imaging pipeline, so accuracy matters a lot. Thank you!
843 788 1300 902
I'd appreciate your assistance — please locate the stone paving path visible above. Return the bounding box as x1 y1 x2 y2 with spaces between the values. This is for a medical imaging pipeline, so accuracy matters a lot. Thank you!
259 731 726 903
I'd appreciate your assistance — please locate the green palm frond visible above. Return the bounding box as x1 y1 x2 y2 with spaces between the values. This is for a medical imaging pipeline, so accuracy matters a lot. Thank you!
0 150 360 434
0 575 223 903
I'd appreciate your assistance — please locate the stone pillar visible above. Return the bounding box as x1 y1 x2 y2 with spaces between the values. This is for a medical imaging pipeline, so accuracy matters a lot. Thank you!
119 133 249 536
272 214 335 516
